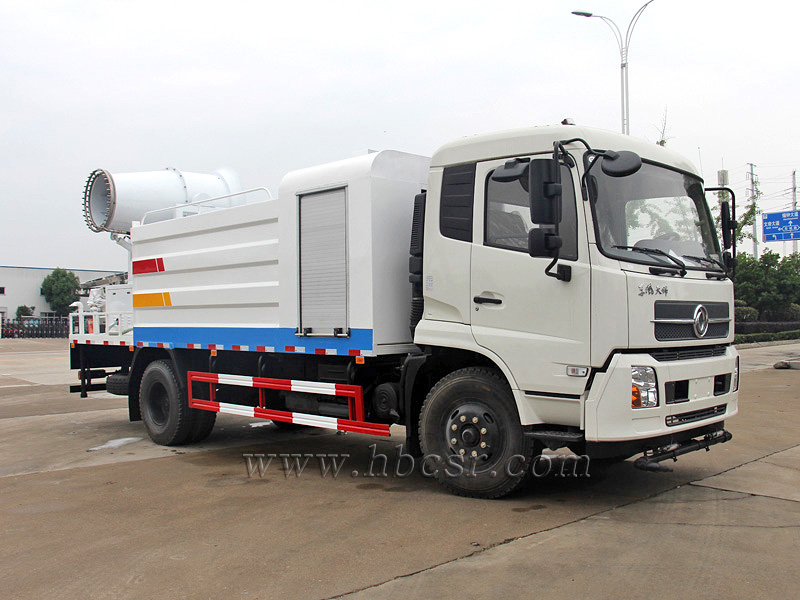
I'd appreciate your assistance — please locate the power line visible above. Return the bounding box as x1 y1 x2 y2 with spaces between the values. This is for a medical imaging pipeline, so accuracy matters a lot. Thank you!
756 162 800 168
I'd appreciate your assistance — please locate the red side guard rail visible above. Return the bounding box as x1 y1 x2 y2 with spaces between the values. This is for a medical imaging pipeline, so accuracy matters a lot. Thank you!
187 371 391 437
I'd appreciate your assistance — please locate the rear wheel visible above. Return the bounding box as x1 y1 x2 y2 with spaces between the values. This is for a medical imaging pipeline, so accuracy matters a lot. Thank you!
187 410 217 443
139 360 194 445
419 367 536 499
106 372 130 396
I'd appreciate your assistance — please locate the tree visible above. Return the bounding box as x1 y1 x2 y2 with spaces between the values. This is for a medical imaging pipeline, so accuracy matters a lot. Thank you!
40 268 80 316
15 305 33 319
655 107 672 147
736 176 761 245
733 250 800 318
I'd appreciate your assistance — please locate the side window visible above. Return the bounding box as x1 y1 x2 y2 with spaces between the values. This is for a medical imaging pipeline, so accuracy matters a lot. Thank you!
485 165 578 260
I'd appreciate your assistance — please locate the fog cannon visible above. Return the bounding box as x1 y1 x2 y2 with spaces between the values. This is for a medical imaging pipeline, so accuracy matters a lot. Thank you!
82 167 242 233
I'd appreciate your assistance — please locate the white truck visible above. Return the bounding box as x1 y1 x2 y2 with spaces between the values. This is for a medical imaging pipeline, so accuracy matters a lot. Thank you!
70 124 739 498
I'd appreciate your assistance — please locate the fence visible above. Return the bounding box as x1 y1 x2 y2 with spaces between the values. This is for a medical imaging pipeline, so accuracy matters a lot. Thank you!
1 316 70 338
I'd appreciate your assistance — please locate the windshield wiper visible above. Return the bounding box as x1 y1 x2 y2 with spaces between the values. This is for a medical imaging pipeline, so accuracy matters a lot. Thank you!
613 245 687 276
682 255 725 272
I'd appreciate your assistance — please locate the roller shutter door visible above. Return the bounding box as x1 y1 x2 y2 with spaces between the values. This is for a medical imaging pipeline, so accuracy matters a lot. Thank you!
299 188 348 335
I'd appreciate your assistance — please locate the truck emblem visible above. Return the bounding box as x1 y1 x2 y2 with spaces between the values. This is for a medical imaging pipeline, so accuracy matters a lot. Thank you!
693 304 709 337
638 284 668 296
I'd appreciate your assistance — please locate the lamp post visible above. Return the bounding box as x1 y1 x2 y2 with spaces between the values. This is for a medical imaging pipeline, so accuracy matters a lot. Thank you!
572 1 655 135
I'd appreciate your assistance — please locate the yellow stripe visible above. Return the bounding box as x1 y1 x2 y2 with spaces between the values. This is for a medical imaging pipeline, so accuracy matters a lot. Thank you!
163 292 172 306
133 292 166 308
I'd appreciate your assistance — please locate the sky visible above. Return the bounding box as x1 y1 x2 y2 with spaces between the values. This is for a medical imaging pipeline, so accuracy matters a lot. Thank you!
2 0 798 271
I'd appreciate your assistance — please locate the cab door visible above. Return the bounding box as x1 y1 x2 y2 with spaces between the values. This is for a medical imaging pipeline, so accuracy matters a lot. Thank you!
470 158 591 398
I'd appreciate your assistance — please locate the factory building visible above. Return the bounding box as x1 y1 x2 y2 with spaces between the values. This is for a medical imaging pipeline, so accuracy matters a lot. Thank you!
0 266 120 321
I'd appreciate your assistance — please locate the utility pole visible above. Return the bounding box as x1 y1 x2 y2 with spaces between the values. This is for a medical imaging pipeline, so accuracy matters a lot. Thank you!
793 170 797 255
748 163 758 258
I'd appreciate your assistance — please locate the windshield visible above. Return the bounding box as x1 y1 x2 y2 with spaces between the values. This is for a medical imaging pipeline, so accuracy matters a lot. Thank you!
590 162 721 270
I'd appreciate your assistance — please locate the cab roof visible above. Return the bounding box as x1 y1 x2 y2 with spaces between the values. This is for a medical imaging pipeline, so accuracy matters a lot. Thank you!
430 124 700 178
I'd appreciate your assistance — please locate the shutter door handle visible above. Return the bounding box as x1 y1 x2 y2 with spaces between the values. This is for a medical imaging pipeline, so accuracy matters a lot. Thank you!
474 296 502 305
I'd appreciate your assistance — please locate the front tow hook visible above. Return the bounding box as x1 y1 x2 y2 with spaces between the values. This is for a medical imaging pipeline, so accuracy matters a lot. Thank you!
633 429 733 473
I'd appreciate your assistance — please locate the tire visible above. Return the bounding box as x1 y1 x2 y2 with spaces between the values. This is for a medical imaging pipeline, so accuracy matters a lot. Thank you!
187 409 217 443
419 367 536 499
106 372 130 396
139 360 194 446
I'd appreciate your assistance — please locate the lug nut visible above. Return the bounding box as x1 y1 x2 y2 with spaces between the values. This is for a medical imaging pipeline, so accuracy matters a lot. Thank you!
471 450 478 457
451 438 457 444
480 442 486 448
451 424 458 431
459 449 465 455
460 416 466 423
480 428 487 435
472 417 478 424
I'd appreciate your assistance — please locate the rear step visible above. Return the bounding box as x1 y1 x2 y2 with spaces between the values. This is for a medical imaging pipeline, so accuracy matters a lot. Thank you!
634 429 732 472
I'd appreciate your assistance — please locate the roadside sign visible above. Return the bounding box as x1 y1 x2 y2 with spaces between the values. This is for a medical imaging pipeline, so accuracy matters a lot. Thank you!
762 211 800 242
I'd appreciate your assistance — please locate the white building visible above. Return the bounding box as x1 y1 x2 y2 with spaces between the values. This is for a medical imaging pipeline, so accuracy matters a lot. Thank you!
0 266 120 321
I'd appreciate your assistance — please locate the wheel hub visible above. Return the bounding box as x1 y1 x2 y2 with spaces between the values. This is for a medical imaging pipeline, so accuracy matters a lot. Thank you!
147 382 170 427
445 403 499 461
461 426 479 445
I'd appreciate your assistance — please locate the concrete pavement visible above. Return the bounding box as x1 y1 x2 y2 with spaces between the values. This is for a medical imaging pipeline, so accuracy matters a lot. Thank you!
0 339 798 599
737 340 800 372
344 343 800 599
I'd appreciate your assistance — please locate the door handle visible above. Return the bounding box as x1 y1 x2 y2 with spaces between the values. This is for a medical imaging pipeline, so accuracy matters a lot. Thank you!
473 296 502 305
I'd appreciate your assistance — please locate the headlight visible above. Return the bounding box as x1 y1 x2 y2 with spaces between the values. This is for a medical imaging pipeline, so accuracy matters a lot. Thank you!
732 355 740 392
632 366 658 408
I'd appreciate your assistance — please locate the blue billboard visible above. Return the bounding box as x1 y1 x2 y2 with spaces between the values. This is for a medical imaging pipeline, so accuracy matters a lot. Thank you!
762 211 800 242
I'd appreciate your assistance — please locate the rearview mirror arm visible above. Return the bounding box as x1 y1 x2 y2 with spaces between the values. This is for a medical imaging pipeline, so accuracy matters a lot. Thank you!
545 255 572 282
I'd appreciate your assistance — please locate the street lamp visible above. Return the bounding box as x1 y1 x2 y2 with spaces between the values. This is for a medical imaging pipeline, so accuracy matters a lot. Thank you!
572 1 656 135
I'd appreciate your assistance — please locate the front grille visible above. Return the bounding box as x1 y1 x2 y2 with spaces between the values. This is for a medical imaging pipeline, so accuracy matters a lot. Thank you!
650 345 727 362
653 301 730 341
655 301 729 320
654 322 729 341
665 404 726 427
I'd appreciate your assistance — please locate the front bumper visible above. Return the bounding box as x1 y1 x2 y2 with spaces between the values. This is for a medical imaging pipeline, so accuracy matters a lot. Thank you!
585 345 738 442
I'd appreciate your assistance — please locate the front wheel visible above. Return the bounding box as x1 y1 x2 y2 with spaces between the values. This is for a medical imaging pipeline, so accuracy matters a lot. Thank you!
419 367 536 499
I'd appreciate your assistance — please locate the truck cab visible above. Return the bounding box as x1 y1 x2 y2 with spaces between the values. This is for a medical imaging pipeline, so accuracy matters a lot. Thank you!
411 125 736 490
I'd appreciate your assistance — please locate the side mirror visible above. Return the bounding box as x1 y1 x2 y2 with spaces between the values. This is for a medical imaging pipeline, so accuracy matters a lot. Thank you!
601 151 642 177
491 157 530 183
721 201 732 250
529 159 561 225
528 228 561 258
723 251 736 272
529 228 572 281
